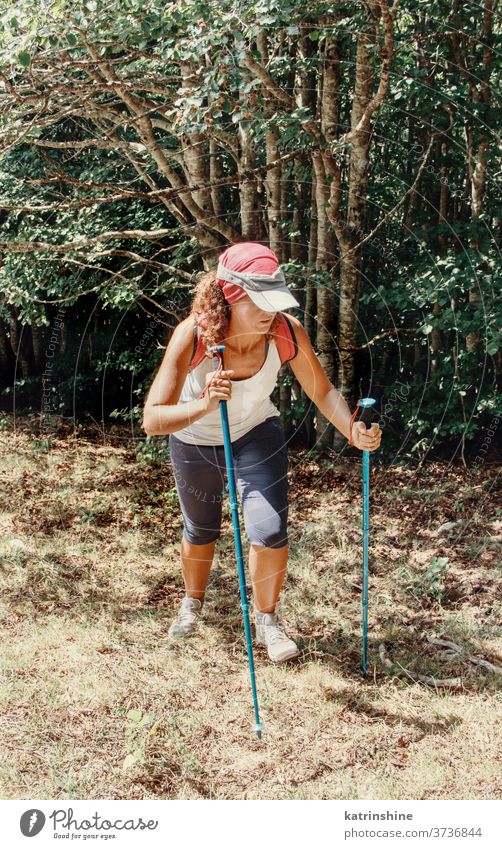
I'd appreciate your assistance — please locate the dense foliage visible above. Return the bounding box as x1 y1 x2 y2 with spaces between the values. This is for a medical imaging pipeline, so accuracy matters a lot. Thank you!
0 0 500 462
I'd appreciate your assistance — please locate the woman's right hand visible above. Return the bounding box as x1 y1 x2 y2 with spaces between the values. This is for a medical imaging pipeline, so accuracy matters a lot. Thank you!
202 370 235 413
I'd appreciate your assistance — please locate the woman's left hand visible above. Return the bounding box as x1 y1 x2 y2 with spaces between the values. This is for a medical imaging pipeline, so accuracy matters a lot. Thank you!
351 421 382 452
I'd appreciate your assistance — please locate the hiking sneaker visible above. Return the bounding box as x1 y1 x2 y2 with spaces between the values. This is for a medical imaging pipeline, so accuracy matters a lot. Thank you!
254 609 300 663
168 596 203 638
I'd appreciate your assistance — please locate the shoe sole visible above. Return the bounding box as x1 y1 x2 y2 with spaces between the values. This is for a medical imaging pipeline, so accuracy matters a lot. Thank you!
256 637 300 663
167 626 197 639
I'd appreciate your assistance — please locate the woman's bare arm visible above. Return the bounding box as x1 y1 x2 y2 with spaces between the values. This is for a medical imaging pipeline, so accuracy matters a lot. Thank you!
287 315 381 451
142 317 234 435
141 318 208 435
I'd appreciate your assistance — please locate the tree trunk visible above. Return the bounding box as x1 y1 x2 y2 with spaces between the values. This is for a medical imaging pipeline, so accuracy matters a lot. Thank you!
431 302 443 372
60 314 68 356
450 0 494 353
9 307 32 379
31 319 44 373
0 321 11 379
257 29 283 257
334 25 375 445
312 150 336 450
180 63 214 223
291 28 317 265
265 127 283 258
209 138 226 222
305 170 318 344
431 138 449 371
291 156 309 264
280 166 289 261
237 121 262 240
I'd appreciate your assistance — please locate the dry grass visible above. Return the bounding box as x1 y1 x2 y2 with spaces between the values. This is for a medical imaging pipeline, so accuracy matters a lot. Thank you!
0 416 500 800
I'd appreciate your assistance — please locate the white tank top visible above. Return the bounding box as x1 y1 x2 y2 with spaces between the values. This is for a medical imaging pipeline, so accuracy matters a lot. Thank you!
173 338 281 445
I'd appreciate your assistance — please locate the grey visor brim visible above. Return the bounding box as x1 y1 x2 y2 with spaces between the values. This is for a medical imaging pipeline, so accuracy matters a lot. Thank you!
216 264 288 292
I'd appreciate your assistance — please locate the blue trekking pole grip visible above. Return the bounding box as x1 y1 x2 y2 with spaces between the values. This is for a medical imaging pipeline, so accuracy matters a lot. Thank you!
354 397 377 677
209 345 264 740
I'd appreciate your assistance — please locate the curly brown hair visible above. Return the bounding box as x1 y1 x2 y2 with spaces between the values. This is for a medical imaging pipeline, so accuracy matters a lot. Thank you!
189 269 281 349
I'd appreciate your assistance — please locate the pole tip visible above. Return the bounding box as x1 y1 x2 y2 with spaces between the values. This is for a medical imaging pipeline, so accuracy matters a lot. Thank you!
253 723 265 740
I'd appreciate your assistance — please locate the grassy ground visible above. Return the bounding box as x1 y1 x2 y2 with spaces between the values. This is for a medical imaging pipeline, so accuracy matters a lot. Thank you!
0 415 501 800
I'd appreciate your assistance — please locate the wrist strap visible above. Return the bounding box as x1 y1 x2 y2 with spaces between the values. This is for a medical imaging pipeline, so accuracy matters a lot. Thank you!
197 349 223 399
349 401 361 446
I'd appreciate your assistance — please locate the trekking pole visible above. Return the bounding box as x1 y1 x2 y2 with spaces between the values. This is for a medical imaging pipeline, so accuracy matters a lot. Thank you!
352 397 377 677
208 345 264 740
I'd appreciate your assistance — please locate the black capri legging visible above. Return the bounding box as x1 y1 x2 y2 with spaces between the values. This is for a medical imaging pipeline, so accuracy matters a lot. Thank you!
168 416 288 548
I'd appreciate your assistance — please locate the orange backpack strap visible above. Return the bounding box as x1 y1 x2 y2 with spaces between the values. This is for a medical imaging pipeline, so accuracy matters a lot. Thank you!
188 316 209 371
273 313 298 365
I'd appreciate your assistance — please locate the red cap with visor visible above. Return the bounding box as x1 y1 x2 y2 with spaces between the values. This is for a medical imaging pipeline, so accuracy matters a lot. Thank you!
216 242 299 312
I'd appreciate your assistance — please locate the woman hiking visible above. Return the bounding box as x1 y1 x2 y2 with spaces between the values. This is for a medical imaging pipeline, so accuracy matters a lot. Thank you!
142 242 381 663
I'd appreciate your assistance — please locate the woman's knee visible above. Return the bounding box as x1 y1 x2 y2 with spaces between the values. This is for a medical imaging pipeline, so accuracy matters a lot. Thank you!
243 497 288 549
252 534 288 549
248 521 288 549
182 529 221 546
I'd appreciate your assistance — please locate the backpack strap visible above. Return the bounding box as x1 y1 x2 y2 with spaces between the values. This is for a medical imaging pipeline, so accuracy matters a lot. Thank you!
273 313 298 365
188 316 209 371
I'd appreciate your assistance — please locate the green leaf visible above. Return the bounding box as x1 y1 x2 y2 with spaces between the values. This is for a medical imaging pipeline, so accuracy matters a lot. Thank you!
18 51 31 68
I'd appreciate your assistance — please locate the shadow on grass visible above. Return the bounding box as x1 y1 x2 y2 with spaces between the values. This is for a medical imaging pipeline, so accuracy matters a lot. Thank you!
322 684 463 735
300 628 502 696
1 550 117 617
